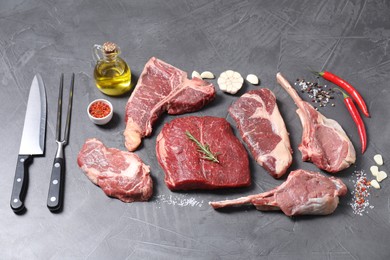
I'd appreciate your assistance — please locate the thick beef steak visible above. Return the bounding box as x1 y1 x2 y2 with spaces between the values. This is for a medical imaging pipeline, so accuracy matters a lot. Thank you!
276 73 356 173
77 138 153 203
124 57 216 151
229 89 292 178
156 116 251 190
210 169 347 216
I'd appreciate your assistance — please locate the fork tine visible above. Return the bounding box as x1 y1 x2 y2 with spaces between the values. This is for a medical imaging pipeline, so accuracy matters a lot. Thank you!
63 73 74 144
55 74 64 142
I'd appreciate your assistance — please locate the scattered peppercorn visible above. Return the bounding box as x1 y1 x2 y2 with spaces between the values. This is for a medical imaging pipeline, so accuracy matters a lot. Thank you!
294 78 335 109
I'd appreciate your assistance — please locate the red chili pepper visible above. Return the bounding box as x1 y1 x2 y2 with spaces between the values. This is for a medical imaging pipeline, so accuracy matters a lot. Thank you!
318 71 370 118
338 89 367 154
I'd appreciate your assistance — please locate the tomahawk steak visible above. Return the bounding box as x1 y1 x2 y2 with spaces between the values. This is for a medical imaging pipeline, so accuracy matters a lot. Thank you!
124 57 216 151
156 116 251 190
77 138 153 203
276 73 356 173
229 89 292 178
210 169 347 216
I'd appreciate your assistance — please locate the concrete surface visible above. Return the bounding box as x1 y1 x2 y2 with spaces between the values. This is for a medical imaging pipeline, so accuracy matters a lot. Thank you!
1 0 389 259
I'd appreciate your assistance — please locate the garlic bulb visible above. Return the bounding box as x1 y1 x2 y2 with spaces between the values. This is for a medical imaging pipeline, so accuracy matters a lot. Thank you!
217 70 244 94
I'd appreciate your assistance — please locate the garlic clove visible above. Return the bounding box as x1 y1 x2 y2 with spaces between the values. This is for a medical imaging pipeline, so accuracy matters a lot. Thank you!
229 88 238 95
192 71 201 79
200 71 215 79
376 171 387 182
225 70 235 77
374 154 383 165
370 165 379 177
233 81 243 90
235 76 244 84
233 71 241 79
227 84 233 93
370 179 380 189
246 74 259 85
217 78 226 91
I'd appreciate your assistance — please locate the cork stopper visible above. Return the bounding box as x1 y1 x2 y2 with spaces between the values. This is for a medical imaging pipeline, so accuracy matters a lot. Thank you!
102 42 118 54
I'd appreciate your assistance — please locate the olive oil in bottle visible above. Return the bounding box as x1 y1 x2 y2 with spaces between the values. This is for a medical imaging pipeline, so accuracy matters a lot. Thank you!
93 42 132 96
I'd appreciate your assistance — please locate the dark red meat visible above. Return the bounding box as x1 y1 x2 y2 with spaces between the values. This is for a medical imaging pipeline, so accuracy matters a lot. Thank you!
77 138 153 203
124 57 216 151
156 116 251 190
229 89 292 178
210 169 347 216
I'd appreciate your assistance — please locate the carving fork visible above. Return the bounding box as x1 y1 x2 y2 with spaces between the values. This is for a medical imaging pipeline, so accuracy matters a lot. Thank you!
47 73 74 212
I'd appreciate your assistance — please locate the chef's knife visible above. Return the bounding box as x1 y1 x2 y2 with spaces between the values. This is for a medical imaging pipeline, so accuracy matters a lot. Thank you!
10 74 47 213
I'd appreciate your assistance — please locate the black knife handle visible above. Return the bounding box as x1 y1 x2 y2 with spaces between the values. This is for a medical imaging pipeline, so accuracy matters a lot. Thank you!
10 154 32 213
47 157 65 212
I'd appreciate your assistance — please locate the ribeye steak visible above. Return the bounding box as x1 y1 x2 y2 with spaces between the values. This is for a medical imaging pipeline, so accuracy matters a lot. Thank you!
124 57 216 151
210 169 347 216
276 73 356 173
229 89 292 178
77 138 153 203
156 116 251 190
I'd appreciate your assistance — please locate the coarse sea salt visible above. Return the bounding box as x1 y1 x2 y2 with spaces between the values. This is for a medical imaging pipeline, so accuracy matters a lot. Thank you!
350 170 373 216
155 194 204 208
294 78 335 109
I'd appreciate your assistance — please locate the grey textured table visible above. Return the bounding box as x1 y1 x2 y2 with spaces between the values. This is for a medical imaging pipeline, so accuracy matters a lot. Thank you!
1 1 389 259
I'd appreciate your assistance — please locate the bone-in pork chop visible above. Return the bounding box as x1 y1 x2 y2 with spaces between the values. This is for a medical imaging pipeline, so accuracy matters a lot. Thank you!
276 73 355 173
210 169 347 216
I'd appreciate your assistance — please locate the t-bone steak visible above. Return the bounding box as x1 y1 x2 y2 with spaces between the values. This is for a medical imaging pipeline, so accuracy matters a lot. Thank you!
124 57 216 151
276 73 356 173
210 169 347 216
156 116 251 190
229 89 292 178
77 138 153 203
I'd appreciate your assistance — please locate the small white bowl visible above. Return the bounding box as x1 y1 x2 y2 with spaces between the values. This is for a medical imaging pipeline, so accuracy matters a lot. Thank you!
87 99 113 125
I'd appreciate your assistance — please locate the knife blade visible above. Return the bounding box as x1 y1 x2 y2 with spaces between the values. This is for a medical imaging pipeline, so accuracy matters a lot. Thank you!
10 74 47 213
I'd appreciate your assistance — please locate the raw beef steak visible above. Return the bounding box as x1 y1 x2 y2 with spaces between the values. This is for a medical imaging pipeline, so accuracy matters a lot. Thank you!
124 57 216 151
156 116 251 190
210 169 347 216
276 73 356 173
77 138 153 203
229 89 292 178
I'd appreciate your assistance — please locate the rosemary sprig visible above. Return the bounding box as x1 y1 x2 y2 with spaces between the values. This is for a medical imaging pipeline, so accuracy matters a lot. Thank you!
185 130 220 163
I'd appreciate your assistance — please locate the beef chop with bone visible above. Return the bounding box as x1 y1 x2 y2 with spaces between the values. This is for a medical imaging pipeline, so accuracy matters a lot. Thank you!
276 73 356 173
229 89 292 178
210 169 347 216
124 57 216 151
77 138 153 203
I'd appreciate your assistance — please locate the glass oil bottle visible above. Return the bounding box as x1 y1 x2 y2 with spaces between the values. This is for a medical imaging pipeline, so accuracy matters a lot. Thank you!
93 42 132 96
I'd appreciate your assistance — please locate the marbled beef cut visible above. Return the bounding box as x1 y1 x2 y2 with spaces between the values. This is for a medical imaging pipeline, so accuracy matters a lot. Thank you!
156 116 251 190
77 138 153 203
276 73 356 173
124 57 216 152
229 89 292 178
210 169 347 216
